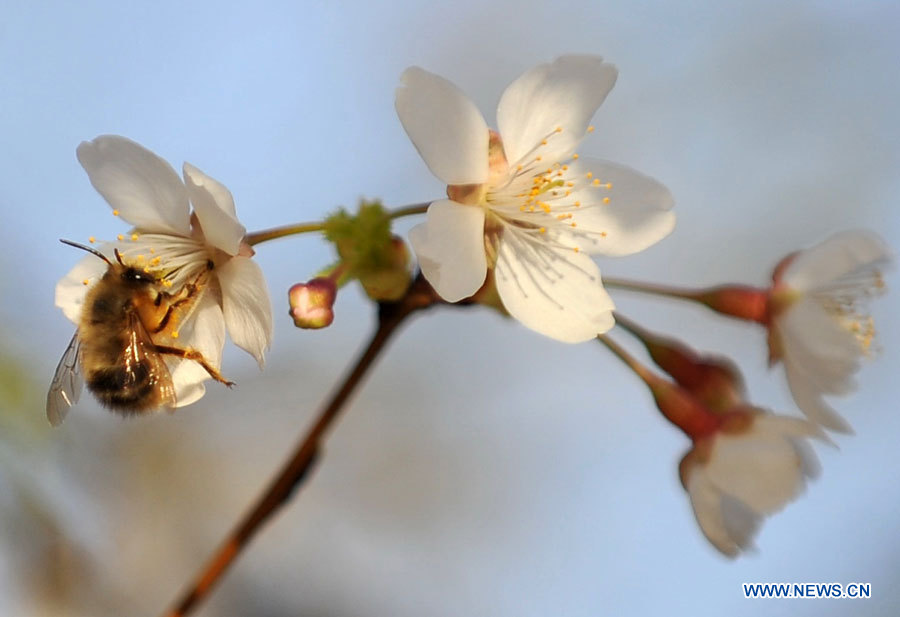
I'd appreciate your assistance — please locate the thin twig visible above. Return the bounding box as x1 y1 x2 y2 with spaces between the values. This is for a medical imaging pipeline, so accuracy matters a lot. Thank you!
162 273 444 617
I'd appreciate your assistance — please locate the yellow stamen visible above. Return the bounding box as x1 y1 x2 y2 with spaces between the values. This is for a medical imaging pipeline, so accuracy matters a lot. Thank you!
574 201 581 207
82 279 89 285
112 209 119 216
587 125 595 133
171 331 179 339
131 233 139 241
572 153 579 160
593 178 601 186
603 197 610 204
539 227 546 234
88 236 96 244
117 234 124 241
586 172 593 179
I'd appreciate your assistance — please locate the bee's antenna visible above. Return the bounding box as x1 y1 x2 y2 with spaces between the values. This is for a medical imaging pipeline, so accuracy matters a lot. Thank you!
59 239 114 266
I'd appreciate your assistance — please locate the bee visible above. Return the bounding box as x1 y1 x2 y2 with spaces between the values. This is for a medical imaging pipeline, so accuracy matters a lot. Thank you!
46 240 233 426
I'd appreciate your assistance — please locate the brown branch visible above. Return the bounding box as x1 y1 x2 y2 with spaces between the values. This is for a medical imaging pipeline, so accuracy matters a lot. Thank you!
161 273 446 617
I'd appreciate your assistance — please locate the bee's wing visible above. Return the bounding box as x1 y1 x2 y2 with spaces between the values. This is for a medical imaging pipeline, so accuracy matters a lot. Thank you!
46 333 84 426
126 312 176 410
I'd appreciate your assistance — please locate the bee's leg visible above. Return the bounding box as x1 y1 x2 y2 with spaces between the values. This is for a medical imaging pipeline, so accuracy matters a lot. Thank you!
153 345 235 387
151 269 211 334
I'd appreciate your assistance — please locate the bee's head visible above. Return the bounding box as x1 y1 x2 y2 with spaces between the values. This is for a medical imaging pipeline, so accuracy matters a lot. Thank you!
120 266 157 286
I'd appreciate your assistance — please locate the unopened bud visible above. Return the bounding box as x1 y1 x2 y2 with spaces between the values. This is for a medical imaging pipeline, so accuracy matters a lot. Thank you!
645 374 722 441
288 278 336 329
358 236 412 301
616 314 745 412
642 337 744 414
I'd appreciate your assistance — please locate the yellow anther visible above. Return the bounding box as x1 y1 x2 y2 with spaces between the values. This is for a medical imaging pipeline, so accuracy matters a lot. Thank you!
535 156 542 161
520 204 527 212
151 256 161 265
586 172 593 179
567 181 575 187
564 190 571 196
574 201 581 207
516 164 523 171
600 231 607 237
605 182 613 189
562 165 568 171
556 170 563 176
117 234 124 241
602 197 611 204
540 202 551 213
570 222 577 228
541 139 548 145
593 178 601 186
171 331 179 339
529 205 536 212
539 227 546 234
573 247 580 253
555 126 563 133
149 247 155 253
136 254 145 261
88 236 96 244
587 125 595 133
82 279 89 285
572 153 579 160
143 267 150 273
112 209 119 216
131 233 139 241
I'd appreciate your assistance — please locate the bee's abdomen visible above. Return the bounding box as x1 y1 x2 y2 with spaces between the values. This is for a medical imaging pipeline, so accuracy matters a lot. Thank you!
86 363 158 413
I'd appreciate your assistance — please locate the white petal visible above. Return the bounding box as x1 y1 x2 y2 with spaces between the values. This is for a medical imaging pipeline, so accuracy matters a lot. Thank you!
706 429 807 514
76 136 190 235
494 233 615 342
782 230 891 292
217 256 273 367
561 159 675 256
395 67 489 185
685 469 756 557
783 360 853 433
183 162 246 255
497 56 617 167
167 291 225 407
55 246 114 324
409 200 487 302
779 300 860 393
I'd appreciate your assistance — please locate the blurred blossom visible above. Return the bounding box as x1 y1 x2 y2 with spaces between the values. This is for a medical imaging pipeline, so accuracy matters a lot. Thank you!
54 136 273 408
636 355 828 557
396 56 675 342
289 278 337 329
679 411 827 557
768 231 891 433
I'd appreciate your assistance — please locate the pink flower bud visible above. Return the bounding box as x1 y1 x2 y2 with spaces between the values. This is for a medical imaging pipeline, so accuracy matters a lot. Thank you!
288 278 337 329
644 373 722 441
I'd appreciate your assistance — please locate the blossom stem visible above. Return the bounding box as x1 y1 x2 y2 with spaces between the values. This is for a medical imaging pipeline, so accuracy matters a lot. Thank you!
597 333 655 386
244 203 432 247
603 278 769 323
601 277 703 301
387 201 430 219
161 273 446 617
244 221 326 246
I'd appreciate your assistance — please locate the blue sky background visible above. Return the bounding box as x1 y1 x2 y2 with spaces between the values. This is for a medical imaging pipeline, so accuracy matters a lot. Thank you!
0 1 898 615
